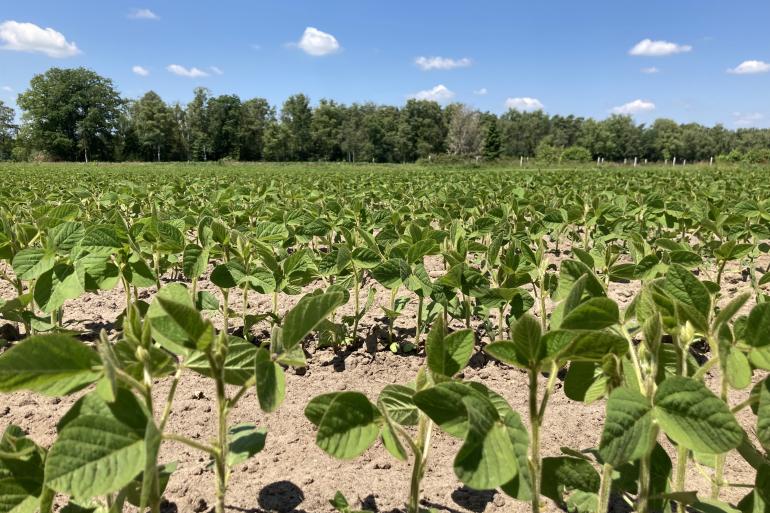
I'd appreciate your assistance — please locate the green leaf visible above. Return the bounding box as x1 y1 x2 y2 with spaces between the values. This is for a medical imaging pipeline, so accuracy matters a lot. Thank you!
453 390 517 490
0 335 101 396
564 362 607 404
560 298 619 331
555 330 628 363
255 348 285 413
147 284 213 353
725 350 752 390
662 264 711 319
377 384 418 426
305 392 380 460
413 382 471 438
426 318 474 379
757 379 770 452
186 337 257 386
33 264 84 314
12 248 55 281
182 244 209 281
598 387 653 466
653 376 742 454
280 291 345 352
226 423 267 466
44 389 147 498
746 303 770 348
540 456 600 506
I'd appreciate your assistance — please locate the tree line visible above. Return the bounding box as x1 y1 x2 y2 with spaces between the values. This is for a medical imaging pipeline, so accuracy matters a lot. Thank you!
2 66 770 164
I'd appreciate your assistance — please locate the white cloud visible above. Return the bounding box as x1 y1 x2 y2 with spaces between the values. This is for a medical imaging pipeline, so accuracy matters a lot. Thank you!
128 9 159 20
505 97 544 111
611 99 656 115
727 60 770 75
0 20 80 58
629 39 691 56
733 112 764 127
1 85 13 92
132 65 149 76
166 64 209 78
410 84 455 103
414 56 472 71
210 66 224 75
641 67 660 74
296 27 340 56
473 88 488 96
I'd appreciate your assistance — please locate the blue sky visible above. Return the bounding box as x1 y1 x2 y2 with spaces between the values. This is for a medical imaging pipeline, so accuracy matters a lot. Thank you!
1 0 769 127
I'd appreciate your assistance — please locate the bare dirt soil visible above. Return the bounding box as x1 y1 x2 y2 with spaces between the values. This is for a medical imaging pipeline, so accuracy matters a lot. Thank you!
1 251 767 513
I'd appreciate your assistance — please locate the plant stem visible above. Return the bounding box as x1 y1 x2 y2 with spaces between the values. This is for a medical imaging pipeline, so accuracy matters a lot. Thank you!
674 445 689 507
162 434 216 456
352 268 360 343
636 425 659 513
407 415 433 513
597 463 614 513
528 369 542 513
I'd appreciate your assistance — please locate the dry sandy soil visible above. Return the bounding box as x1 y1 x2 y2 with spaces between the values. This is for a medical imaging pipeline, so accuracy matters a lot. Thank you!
1 249 768 513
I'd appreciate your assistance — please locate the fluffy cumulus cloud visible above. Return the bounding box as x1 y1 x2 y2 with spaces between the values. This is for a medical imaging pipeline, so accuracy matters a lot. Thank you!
611 99 656 115
410 84 455 102
641 67 660 74
505 97 544 111
728 60 770 74
473 88 488 95
629 39 691 56
0 20 80 58
166 64 209 78
296 27 340 56
132 65 149 76
414 56 472 71
128 9 159 20
733 112 764 127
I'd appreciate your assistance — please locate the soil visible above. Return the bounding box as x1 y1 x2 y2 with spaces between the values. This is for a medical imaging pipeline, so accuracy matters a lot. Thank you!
1 250 768 513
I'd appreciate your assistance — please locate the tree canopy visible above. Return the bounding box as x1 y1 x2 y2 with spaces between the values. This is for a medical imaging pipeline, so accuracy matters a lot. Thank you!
7 67 770 164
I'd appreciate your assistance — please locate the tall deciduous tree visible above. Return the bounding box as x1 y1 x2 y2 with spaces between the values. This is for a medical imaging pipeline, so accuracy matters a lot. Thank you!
239 98 274 161
206 94 242 160
0 100 16 160
446 104 483 156
281 94 313 160
132 91 176 161
17 67 123 161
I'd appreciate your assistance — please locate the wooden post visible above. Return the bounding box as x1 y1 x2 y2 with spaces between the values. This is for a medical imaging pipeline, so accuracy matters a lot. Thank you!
710 157 714 166
673 157 677 166
520 156 523 167
634 157 638 167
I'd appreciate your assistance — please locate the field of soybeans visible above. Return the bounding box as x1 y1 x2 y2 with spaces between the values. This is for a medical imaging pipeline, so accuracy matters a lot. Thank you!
1 162 769 513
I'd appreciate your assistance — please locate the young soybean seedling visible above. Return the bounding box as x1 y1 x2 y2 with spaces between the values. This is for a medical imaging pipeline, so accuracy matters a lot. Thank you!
304 318 474 513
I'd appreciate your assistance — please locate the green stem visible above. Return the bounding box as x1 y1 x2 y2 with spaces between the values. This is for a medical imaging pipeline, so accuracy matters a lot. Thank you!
597 463 614 513
528 369 542 513
352 268 360 343
674 444 689 501
636 425 659 513
162 434 216 456
407 415 433 513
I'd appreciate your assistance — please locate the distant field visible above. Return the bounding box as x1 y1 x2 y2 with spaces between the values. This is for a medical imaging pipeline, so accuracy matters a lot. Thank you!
1 161 769 513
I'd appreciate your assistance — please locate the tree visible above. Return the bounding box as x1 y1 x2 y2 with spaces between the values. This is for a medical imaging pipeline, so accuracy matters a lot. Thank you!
311 99 344 160
239 98 274 161
482 118 501 160
131 91 176 161
446 104 483 157
0 100 16 160
281 94 313 160
397 100 446 161
206 95 242 160
17 67 123 161
498 109 550 157
186 87 211 161
561 146 592 162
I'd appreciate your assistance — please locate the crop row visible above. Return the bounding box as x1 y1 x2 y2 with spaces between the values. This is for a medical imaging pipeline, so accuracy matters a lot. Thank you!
0 164 769 513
